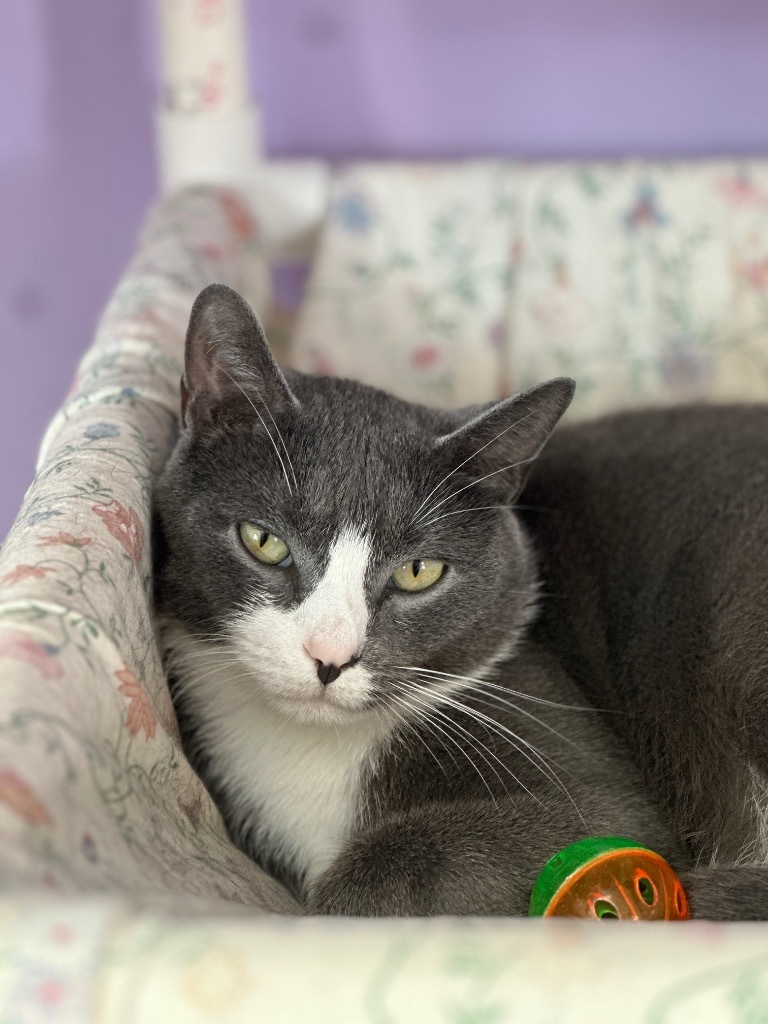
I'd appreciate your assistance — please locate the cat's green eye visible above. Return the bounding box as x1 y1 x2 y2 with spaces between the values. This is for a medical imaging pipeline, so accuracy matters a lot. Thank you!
391 559 445 593
240 523 292 566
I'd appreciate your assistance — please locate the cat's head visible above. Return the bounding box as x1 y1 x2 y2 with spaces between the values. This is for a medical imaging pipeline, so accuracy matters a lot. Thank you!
154 284 574 728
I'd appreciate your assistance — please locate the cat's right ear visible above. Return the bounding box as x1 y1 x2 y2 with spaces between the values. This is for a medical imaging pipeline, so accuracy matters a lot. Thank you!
180 283 298 432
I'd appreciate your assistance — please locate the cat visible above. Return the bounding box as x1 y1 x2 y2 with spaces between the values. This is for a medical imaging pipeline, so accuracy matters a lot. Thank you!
153 282 681 916
521 405 768 920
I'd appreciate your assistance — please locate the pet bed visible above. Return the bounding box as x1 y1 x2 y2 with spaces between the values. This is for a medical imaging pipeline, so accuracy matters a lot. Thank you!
2 2 768 1019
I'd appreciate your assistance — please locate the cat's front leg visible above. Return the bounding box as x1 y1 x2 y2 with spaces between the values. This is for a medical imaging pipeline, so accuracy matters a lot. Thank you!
307 799 566 916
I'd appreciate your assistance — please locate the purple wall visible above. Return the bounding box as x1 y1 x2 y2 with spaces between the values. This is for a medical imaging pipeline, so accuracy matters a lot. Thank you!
2 0 768 538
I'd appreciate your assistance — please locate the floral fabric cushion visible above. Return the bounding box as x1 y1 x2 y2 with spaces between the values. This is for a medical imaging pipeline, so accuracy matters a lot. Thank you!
292 160 768 418
3 169 768 1021
3 895 768 1023
0 187 294 913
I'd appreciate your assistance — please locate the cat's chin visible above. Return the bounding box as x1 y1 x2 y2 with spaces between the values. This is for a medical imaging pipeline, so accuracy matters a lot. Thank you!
266 691 375 728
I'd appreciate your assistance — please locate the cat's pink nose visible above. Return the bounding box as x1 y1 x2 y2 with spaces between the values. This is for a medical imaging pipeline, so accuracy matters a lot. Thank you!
304 631 360 686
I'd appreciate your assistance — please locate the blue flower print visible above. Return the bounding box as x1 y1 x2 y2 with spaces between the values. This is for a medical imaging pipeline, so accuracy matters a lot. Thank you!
333 192 374 234
624 183 668 231
84 423 120 440
659 335 712 391
26 510 63 525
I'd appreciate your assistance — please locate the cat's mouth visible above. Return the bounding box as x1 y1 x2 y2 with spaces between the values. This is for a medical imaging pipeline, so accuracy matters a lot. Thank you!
268 686 375 727
254 661 378 726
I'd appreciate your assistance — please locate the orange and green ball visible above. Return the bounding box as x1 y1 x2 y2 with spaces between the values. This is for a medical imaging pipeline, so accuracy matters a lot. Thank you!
529 837 690 920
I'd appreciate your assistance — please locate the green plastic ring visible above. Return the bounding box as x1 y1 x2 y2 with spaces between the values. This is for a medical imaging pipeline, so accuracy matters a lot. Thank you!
529 836 651 917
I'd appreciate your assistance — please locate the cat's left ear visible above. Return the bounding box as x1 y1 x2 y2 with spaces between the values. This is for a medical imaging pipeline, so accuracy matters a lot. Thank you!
439 378 575 500
180 283 298 431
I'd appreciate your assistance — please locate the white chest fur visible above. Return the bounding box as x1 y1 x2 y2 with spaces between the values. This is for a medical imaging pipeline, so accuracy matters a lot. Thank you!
208 689 384 881
166 630 387 882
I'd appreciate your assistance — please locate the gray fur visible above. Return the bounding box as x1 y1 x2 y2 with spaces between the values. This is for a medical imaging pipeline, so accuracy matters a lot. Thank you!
154 284 683 915
523 405 768 919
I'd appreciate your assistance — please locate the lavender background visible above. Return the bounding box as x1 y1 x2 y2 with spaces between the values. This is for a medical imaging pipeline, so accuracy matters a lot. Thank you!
2 0 768 538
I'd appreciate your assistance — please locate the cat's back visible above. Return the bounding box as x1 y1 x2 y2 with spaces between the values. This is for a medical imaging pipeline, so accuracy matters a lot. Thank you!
521 403 768 709
528 403 768 511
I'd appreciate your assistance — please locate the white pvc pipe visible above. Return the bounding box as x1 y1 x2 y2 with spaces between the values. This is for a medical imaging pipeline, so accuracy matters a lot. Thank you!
154 0 331 257
157 0 250 116
155 0 261 191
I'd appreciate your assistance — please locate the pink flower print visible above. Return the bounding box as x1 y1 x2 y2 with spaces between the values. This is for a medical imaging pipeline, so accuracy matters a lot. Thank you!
487 320 506 351
410 345 441 370
0 769 52 825
200 243 223 262
51 924 75 945
0 631 64 680
37 532 92 548
37 978 65 1007
306 348 335 377
553 261 570 288
92 500 144 567
741 257 768 292
201 60 225 110
510 237 526 266
529 281 591 336
196 0 224 25
1 564 55 585
718 173 768 207
117 667 156 739
219 191 258 240
134 305 170 338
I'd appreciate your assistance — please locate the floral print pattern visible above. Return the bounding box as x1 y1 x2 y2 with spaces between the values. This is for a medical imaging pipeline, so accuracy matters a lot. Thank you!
293 160 768 418
116 666 156 740
0 770 53 824
91 500 144 568
0 896 765 1023
0 188 297 922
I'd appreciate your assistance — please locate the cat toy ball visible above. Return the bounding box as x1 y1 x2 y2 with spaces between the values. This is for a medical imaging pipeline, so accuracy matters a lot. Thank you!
529 837 690 920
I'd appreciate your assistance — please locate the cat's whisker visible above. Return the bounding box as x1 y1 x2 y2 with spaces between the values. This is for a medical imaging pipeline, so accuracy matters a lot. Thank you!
389 688 506 806
381 701 451 779
409 410 536 525
389 695 471 779
414 454 537 525
393 682 557 814
389 693 473 781
408 673 568 775
511 504 554 515
453 687 575 778
393 679 536 790
399 676 585 827
169 663 250 690
418 505 514 529
433 688 586 830
391 685 500 778
164 652 245 673
215 363 294 495
397 664 597 713
455 681 596 764
168 659 256 691
454 682 583 753
418 504 554 529
402 676 560 780
260 396 299 493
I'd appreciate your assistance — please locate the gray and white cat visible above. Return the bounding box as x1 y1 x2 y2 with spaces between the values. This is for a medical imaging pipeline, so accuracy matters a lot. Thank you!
153 283 715 916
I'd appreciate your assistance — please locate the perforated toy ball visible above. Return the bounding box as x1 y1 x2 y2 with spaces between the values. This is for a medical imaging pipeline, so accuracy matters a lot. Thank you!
529 836 689 920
